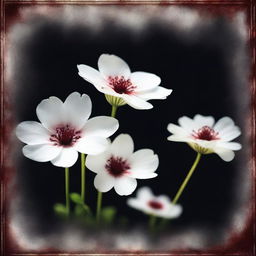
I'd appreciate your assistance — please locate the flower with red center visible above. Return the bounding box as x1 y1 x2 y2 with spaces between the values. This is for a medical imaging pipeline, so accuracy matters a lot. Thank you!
127 187 182 219
77 54 172 110
167 114 242 161
192 126 219 141
86 134 159 196
105 156 130 177
16 92 119 168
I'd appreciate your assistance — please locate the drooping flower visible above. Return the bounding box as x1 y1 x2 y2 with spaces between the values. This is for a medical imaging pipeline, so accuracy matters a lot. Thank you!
16 92 119 168
127 187 182 219
167 114 242 161
77 54 172 110
86 134 159 196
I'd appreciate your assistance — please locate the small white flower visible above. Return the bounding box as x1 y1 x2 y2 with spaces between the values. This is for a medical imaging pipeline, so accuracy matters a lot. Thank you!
16 92 119 168
77 54 172 110
167 114 242 162
127 187 182 219
86 134 159 196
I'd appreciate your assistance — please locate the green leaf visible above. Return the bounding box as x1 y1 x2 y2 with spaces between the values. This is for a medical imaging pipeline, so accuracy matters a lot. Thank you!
70 193 83 204
82 204 91 213
53 203 68 218
74 204 91 217
101 206 117 224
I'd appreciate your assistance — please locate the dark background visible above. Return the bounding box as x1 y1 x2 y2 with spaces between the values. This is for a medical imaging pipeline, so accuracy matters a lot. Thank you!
12 7 248 238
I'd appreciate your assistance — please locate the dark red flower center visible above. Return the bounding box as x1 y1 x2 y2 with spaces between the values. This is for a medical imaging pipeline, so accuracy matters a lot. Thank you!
148 200 163 210
192 126 219 141
50 124 81 147
108 76 136 95
105 156 130 177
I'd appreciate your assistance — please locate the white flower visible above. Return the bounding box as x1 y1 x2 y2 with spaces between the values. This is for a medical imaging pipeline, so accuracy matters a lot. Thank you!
167 114 242 162
86 134 159 196
16 92 119 168
127 187 182 219
77 54 172 110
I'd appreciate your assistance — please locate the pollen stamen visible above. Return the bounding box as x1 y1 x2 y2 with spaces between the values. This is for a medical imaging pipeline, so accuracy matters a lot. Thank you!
108 76 136 95
148 200 163 210
105 156 130 177
192 126 219 141
50 124 81 147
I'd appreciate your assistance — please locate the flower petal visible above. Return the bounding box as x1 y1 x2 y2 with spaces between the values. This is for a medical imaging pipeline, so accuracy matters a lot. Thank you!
167 123 188 136
51 148 78 168
213 147 235 162
167 135 191 143
130 72 160 92
94 171 115 193
129 149 153 160
36 96 64 131
122 95 153 110
164 204 183 218
22 144 61 162
77 64 108 93
219 129 241 142
86 151 111 174
127 198 144 211
214 117 235 132
83 116 119 138
137 187 153 201
129 171 158 179
110 134 134 158
98 54 131 79
217 141 242 150
114 177 137 196
193 139 216 149
157 195 171 205
63 92 92 129
178 116 195 132
194 114 215 128
129 150 159 178
16 121 50 145
137 86 172 100
74 136 109 155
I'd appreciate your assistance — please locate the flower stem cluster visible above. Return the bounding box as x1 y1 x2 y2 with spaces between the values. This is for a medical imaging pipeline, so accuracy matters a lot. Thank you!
15 53 242 231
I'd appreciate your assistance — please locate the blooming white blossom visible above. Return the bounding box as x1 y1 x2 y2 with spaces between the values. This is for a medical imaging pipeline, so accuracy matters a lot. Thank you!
77 54 172 110
86 134 159 196
127 187 182 219
16 92 119 168
167 114 242 162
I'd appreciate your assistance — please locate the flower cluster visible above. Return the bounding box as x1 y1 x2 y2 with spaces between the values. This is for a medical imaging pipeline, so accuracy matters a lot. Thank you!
15 53 242 231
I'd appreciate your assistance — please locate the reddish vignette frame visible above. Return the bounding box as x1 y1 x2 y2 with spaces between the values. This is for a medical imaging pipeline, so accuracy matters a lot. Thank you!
0 0 255 255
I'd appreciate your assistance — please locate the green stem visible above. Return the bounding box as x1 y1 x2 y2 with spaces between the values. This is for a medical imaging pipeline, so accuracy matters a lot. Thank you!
65 167 70 216
94 105 116 223
96 191 102 224
111 105 118 118
172 152 202 204
81 153 86 203
149 215 157 232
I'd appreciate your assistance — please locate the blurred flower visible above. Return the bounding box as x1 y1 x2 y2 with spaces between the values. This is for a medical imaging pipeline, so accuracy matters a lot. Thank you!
167 114 242 161
86 134 159 196
77 54 172 110
127 187 182 219
16 92 119 168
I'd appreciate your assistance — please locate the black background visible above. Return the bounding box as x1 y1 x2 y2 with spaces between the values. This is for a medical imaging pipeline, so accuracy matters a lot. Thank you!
13 7 248 238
